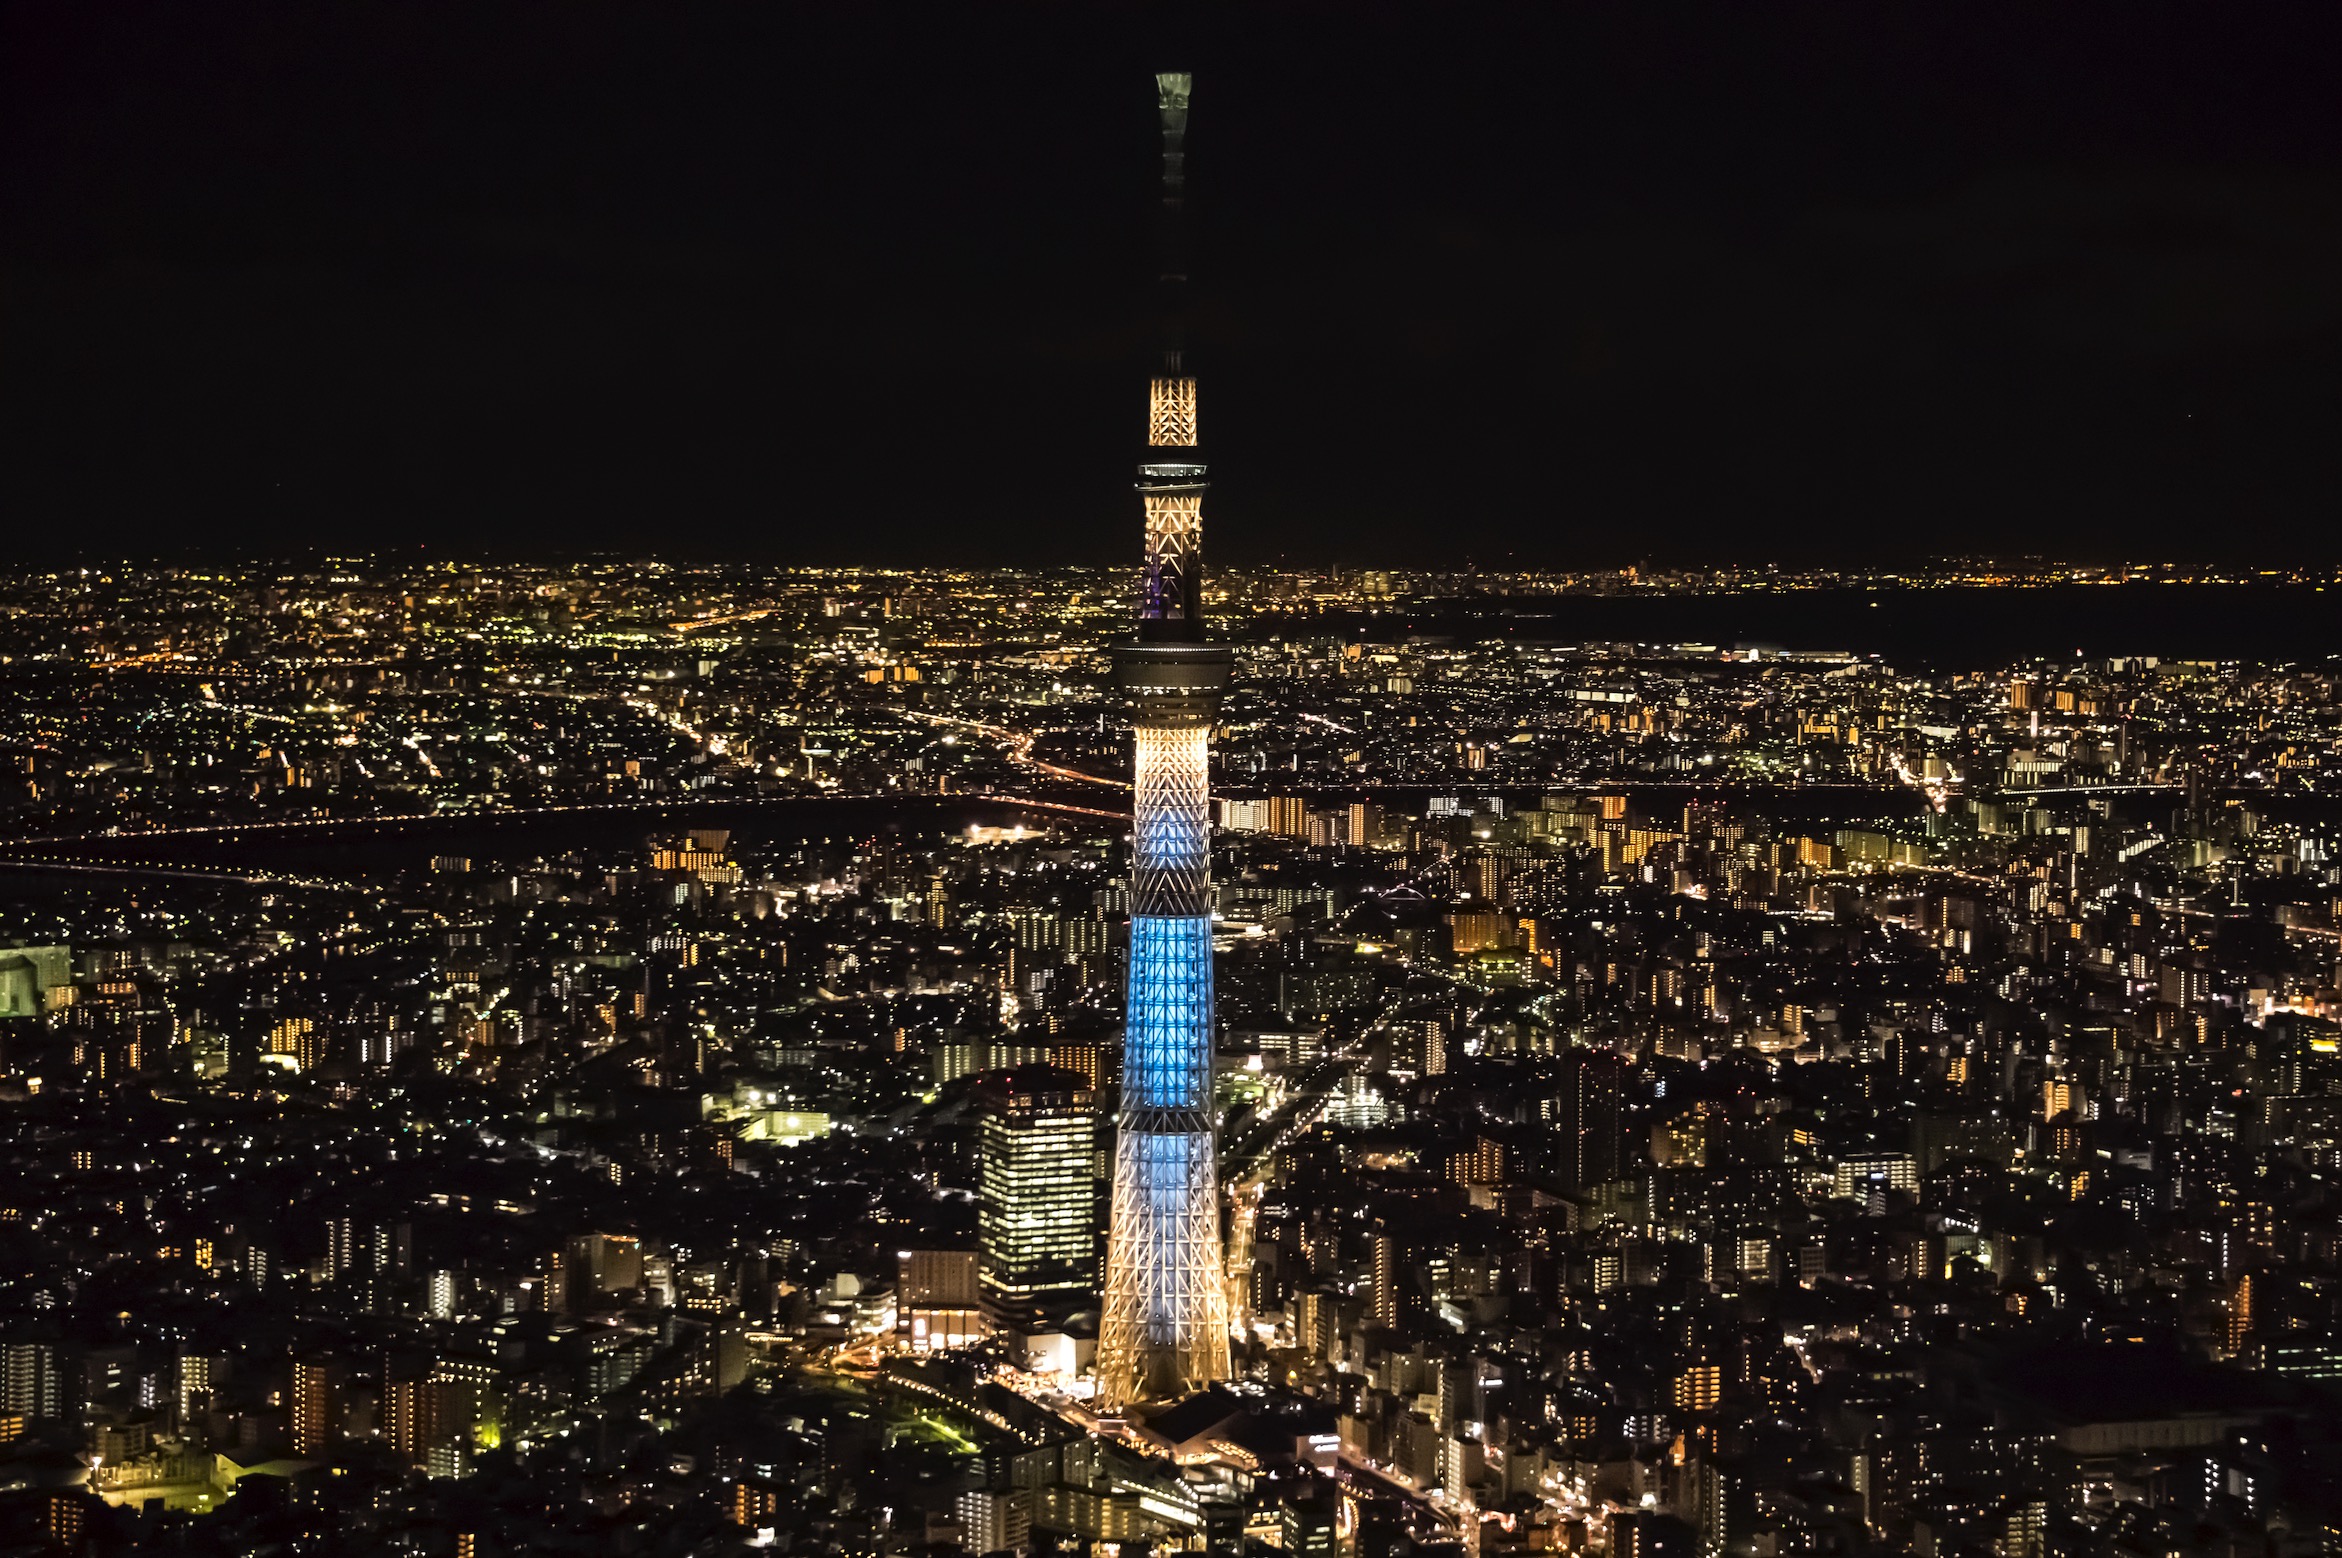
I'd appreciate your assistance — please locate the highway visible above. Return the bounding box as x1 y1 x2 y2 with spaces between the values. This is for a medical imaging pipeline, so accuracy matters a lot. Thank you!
1221 1044 1362 1185
1219 1039 1370 1340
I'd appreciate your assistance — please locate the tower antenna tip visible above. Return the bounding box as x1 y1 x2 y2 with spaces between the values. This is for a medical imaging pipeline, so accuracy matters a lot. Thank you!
1156 72 1191 109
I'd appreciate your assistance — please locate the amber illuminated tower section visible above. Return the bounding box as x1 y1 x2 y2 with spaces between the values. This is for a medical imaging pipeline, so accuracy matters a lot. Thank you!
1094 70 1233 1409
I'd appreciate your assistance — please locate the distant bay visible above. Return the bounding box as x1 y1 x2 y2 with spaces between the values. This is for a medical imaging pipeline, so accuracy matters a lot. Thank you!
1298 583 2339 669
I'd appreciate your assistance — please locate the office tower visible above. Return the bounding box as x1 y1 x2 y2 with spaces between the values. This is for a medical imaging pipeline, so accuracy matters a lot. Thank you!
1095 70 1234 1410
975 1066 1098 1327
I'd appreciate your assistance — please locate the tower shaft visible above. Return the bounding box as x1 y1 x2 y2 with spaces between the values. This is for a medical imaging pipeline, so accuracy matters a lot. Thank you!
1095 71 1232 1410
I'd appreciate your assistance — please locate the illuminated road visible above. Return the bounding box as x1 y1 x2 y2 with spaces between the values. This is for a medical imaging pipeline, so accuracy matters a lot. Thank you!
901 710 1131 792
1222 1044 1362 1184
1333 1457 1458 1537
1220 1040 1370 1347
669 608 776 634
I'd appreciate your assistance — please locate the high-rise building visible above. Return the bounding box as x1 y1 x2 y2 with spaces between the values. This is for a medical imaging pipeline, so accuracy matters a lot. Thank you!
976 1066 1098 1327
290 1354 337 1457
1370 1228 1407 1330
325 1214 356 1276
430 1351 501 1459
1547 1049 1628 1192
0 1336 70 1424
1095 70 1234 1410
959 1486 1034 1557
43 1491 84 1553
384 1359 440 1469
326 1214 411 1280
176 1351 219 1426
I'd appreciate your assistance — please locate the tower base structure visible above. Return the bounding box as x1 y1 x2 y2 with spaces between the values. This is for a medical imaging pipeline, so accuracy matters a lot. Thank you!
1094 643 1234 1410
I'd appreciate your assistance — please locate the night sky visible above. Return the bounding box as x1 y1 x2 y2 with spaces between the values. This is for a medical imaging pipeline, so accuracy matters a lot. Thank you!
7 5 2340 567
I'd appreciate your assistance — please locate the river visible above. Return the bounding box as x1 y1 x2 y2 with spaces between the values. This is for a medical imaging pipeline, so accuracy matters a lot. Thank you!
1 795 1065 879
1296 583 2340 668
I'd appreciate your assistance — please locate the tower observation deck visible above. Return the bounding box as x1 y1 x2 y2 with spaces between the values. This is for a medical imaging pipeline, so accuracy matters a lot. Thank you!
1093 70 1234 1409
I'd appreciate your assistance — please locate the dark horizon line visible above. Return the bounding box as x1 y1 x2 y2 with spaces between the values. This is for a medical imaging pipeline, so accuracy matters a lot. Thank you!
20 549 2342 576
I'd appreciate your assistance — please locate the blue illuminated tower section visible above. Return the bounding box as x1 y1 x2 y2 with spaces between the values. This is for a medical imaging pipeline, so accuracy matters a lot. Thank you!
1095 70 1233 1409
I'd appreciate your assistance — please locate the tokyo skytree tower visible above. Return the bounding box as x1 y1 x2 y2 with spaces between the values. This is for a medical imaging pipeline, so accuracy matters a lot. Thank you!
1093 70 1234 1409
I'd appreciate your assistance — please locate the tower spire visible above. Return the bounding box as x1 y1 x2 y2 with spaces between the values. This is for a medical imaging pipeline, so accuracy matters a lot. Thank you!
1155 71 1190 215
1137 71 1207 641
1096 70 1234 1411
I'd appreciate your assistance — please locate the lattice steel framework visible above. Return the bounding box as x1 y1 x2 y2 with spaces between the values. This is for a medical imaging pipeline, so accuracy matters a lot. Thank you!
1120 916 1213 1108
1140 493 1205 630
1149 376 1198 447
1098 1115 1229 1405
1096 68 1235 1411
1099 722 1230 1404
1130 725 1210 916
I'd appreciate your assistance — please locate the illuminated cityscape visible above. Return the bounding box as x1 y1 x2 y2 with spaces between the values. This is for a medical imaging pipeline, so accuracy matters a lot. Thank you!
8 17 2342 1558
2 545 2342 1551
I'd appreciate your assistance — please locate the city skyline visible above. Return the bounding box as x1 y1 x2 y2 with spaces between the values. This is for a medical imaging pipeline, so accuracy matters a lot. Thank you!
0 548 2337 1550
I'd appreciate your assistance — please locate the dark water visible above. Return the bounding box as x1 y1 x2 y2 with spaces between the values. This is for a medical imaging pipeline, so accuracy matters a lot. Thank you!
1246 781 1930 828
10 782 1940 886
1301 584 2341 668
12 796 1053 877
